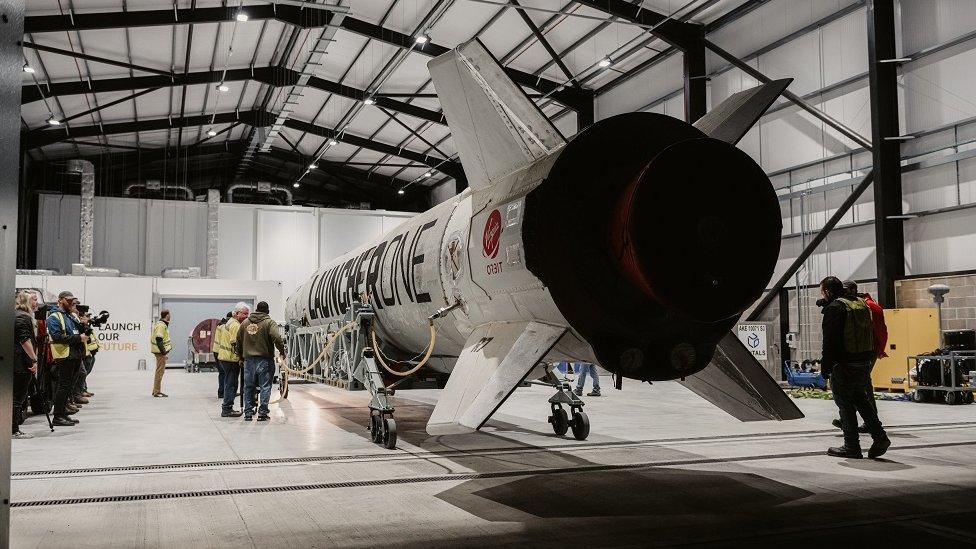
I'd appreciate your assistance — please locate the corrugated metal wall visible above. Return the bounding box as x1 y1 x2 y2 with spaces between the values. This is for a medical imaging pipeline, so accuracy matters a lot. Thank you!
592 0 976 286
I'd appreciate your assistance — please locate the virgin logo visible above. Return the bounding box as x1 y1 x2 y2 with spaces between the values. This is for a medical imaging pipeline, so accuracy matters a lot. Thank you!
482 209 502 259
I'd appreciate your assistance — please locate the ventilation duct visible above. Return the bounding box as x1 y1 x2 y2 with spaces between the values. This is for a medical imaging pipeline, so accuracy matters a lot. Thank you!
67 159 95 267
125 181 194 201
226 182 293 205
161 267 202 278
206 189 219 278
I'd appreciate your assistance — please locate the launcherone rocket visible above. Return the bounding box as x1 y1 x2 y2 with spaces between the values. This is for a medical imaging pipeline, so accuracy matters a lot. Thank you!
285 39 803 436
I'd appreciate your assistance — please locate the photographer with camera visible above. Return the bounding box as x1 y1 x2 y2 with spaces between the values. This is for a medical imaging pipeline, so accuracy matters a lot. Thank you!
73 303 105 402
47 291 87 427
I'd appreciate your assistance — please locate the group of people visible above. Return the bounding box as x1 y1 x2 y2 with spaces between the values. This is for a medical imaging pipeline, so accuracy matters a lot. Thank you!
148 301 286 421
819 277 891 459
12 290 100 437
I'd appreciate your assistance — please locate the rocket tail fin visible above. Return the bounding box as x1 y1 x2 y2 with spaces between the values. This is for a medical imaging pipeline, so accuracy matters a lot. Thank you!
427 39 566 190
680 332 804 421
427 321 567 435
692 78 792 145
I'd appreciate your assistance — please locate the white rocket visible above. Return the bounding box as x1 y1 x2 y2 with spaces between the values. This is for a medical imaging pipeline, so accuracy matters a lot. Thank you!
286 40 803 435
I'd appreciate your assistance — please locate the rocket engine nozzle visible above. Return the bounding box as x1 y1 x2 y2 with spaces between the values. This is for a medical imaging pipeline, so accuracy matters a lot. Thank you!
609 137 782 323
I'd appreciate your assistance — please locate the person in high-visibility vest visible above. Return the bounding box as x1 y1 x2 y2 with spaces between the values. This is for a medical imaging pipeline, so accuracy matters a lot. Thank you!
213 312 231 399
150 310 173 397
220 302 250 417
46 291 87 426
80 321 100 398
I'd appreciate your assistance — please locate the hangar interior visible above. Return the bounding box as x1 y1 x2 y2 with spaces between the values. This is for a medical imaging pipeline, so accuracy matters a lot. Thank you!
3 0 976 547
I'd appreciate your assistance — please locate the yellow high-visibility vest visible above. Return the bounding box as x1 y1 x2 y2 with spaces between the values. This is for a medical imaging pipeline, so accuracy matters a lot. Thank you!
221 317 242 362
87 327 100 353
212 323 225 356
150 320 172 354
48 312 72 360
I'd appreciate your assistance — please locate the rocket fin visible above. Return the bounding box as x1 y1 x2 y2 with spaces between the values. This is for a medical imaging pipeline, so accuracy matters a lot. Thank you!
679 332 804 421
692 78 792 145
427 321 567 435
428 39 566 190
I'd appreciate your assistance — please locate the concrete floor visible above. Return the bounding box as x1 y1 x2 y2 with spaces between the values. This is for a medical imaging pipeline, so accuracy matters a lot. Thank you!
9 368 976 548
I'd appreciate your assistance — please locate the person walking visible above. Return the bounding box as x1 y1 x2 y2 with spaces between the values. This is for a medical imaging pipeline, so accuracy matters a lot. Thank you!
46 291 86 426
219 303 249 418
150 310 172 397
574 362 601 397
832 280 888 434
234 301 284 421
13 291 39 438
819 276 890 459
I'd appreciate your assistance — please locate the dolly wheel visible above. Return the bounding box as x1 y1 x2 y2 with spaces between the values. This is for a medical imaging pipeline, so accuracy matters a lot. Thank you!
965 391 975 405
382 417 397 449
570 410 590 441
549 408 569 436
911 390 924 403
945 391 957 405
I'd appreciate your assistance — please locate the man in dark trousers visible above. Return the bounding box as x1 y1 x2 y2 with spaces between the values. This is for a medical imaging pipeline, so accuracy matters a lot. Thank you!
819 276 890 459
234 301 285 422
46 291 86 427
832 280 888 434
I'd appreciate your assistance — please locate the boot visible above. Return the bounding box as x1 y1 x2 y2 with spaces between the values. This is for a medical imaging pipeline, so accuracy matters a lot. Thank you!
587 389 601 397
868 436 891 459
573 387 583 396
74 396 90 404
53 416 75 427
82 391 94 397
827 445 862 459
221 409 243 418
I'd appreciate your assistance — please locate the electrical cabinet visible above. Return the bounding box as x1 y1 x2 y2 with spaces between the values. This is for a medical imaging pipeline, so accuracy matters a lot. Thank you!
872 308 940 392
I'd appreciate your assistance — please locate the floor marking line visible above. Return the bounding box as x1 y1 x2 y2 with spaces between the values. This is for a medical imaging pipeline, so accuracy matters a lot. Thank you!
11 439 976 508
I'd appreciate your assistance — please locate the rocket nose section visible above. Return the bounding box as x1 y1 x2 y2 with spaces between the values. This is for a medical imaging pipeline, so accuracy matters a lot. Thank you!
610 137 782 322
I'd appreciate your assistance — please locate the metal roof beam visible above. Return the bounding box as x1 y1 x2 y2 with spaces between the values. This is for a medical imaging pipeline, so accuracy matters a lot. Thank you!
24 4 347 33
23 65 447 126
571 0 703 51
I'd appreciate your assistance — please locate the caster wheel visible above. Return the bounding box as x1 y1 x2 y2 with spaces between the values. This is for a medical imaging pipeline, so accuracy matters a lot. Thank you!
382 417 397 450
370 413 382 443
945 391 957 405
911 390 924 403
549 408 569 436
570 410 590 441
965 391 974 405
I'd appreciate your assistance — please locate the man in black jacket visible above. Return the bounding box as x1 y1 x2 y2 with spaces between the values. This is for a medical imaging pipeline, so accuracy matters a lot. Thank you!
820 276 890 459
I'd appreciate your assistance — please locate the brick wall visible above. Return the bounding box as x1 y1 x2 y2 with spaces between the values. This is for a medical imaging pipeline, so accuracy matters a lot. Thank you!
895 274 976 331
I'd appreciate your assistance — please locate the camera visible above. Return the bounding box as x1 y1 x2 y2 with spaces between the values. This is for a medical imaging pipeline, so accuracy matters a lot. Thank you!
77 304 110 328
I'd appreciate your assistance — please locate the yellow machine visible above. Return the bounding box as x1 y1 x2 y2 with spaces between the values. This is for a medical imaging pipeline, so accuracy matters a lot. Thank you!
872 308 940 392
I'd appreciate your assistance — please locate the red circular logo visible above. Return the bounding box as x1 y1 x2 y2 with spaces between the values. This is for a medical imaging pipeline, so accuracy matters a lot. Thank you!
483 209 502 259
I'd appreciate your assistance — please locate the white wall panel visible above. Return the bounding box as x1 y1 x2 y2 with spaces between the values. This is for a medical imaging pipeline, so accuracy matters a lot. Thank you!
902 47 976 133
37 194 81 273
145 200 208 276
901 0 976 53
217 204 256 279
93 196 146 274
319 211 384 263
904 208 976 275
256 209 318 298
902 163 959 213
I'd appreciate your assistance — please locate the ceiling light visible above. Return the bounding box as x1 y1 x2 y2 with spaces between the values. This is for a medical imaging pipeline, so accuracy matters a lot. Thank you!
47 117 61 126
217 84 230 93
398 188 405 195
328 139 338 146
423 171 432 178
363 97 375 105
309 163 318 169
207 129 217 137
293 182 300 188
23 64 35 74
415 34 429 45
598 57 613 68
236 12 249 22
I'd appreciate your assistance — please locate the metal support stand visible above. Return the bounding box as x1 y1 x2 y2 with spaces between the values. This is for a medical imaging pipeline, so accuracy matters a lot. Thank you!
529 365 589 440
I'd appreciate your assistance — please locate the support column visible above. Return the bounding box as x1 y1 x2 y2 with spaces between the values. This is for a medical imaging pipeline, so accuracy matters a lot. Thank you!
867 0 904 308
206 189 220 278
682 26 707 123
0 1 26 543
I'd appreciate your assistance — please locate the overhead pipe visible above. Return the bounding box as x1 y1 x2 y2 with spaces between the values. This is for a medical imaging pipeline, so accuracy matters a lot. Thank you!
226 182 293 205
67 159 95 267
125 182 194 201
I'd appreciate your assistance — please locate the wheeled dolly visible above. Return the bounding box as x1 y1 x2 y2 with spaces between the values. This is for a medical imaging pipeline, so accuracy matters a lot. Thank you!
533 378 589 440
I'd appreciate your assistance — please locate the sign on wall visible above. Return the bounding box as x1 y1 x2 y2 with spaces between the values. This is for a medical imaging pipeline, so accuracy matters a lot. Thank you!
736 323 769 361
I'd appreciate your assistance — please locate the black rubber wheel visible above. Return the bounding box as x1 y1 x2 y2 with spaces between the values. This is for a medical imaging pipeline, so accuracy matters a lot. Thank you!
965 391 974 405
570 410 590 441
370 413 382 443
945 391 957 405
549 408 569 436
911 389 924 403
382 417 397 450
